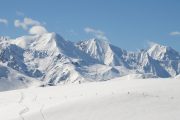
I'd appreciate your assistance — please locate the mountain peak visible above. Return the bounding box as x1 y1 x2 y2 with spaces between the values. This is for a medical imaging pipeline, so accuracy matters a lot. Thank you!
1 33 180 91
147 43 180 61
76 38 115 65
90 38 108 43
10 32 66 53
149 43 168 52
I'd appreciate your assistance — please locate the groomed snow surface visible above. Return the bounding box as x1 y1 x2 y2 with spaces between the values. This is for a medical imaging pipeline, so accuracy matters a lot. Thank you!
0 78 180 120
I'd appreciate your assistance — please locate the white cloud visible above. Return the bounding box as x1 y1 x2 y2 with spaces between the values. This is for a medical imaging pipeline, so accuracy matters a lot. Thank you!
16 11 24 16
84 27 108 41
14 17 48 35
14 17 41 30
169 31 180 36
14 20 27 29
0 18 8 25
29 25 48 35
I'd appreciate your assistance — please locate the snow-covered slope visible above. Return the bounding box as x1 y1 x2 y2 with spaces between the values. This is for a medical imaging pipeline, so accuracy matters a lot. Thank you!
175 74 180 79
0 33 180 91
15 33 97 83
148 43 180 61
0 63 40 91
136 51 171 77
0 78 180 120
76 39 114 65
76 38 127 66
147 44 180 77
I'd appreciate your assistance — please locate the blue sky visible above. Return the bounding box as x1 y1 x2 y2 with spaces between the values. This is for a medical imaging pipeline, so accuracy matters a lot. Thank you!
0 0 180 51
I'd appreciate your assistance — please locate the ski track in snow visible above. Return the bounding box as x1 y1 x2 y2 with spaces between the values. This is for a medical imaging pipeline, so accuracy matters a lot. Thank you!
18 92 30 120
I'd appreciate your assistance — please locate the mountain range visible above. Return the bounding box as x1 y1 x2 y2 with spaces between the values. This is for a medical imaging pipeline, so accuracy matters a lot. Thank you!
0 33 180 91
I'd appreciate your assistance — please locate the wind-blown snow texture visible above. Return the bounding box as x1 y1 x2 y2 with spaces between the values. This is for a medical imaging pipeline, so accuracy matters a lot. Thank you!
0 33 180 91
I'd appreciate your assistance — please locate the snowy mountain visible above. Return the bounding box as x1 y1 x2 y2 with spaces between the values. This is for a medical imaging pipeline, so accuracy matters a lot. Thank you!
0 33 180 91
76 38 127 66
148 43 180 61
147 44 180 76
0 62 39 91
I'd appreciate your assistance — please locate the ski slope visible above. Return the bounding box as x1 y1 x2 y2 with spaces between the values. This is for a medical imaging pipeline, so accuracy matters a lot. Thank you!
0 78 180 120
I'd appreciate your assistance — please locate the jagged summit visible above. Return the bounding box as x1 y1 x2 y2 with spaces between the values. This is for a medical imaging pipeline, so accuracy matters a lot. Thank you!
11 33 65 53
76 38 127 66
76 38 114 65
0 34 180 91
148 43 180 61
